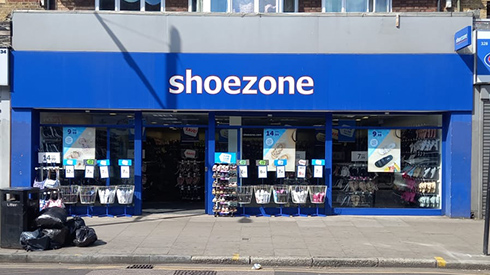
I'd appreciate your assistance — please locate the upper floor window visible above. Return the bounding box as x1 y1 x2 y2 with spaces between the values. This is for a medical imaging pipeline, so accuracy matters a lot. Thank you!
323 0 391 12
95 0 389 12
195 0 296 12
97 0 165 11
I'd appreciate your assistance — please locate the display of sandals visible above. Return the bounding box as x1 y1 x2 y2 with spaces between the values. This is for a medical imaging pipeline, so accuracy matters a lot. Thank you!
212 163 238 216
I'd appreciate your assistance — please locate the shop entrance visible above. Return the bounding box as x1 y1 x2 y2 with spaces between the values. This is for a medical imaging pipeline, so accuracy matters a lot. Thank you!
142 127 206 213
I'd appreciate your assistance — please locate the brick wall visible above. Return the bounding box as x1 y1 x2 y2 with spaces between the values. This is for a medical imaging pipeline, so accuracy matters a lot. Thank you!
299 0 321 12
166 0 187 11
460 0 484 18
0 1 41 20
392 0 438 12
57 0 93 10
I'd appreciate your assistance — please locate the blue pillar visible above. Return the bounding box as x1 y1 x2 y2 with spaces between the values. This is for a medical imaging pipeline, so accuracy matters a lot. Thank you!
325 113 333 215
133 112 143 215
11 108 38 188
443 112 472 218
205 112 216 215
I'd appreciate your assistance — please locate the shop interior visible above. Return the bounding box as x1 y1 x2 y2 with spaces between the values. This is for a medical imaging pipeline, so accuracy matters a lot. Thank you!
142 127 205 213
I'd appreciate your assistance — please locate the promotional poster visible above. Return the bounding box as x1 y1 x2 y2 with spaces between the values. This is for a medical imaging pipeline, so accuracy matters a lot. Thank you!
263 129 296 172
63 127 96 170
367 129 400 172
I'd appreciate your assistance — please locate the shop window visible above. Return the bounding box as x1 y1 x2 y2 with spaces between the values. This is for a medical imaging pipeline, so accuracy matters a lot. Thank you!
332 114 442 209
38 126 109 185
215 115 325 209
323 0 391 12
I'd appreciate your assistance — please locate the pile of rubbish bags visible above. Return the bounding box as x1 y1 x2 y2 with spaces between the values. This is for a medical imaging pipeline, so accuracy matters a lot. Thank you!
20 207 97 251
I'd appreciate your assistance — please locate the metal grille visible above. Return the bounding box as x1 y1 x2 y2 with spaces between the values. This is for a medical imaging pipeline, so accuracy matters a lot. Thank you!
483 100 490 217
174 271 217 275
127 264 154 269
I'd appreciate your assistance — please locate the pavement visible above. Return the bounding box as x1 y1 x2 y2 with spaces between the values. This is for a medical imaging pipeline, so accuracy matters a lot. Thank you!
1 210 490 270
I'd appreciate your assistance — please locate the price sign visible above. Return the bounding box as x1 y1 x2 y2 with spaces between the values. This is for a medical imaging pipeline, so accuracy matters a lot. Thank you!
38 152 61 164
297 165 306 178
276 165 285 178
351 151 367 162
121 166 130 179
65 165 75 178
313 165 323 178
85 166 94 178
239 166 248 178
258 166 267 179
100 166 109 179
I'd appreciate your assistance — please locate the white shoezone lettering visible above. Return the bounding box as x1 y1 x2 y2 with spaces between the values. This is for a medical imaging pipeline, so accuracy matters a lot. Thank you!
169 69 314 95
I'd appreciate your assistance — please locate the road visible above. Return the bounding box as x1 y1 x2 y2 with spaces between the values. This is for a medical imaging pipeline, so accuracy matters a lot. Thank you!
0 263 487 275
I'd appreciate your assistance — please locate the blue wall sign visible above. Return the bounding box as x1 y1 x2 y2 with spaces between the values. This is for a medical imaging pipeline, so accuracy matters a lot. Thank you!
11 52 473 112
454 26 472 51
477 31 490 83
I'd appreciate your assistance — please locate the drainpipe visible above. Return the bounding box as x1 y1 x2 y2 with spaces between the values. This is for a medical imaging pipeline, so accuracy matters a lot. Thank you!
437 0 440 11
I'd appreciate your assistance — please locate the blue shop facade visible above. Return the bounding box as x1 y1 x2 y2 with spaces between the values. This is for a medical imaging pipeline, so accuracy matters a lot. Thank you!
9 11 474 217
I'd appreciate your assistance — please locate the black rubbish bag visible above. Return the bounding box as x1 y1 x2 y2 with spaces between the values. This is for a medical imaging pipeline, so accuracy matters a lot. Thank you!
73 226 97 247
42 227 68 249
20 229 51 251
35 207 68 229
65 216 86 246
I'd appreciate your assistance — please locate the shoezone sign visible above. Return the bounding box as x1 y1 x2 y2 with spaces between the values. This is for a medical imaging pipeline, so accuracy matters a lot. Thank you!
169 69 314 96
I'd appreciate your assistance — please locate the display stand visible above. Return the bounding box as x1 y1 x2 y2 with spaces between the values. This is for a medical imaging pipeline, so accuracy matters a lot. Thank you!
59 185 79 216
310 159 326 217
236 159 251 217
309 185 327 217
254 185 271 217
237 186 253 217
116 185 135 217
117 159 134 217
79 185 98 217
212 153 238 217
292 159 309 217
272 185 289 217
79 159 97 217
61 159 77 216
97 159 113 217
290 185 308 217
255 160 270 217
98 186 116 217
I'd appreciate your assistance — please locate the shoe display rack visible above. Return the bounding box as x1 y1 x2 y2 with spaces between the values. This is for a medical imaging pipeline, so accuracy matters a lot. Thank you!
332 164 377 207
400 129 441 208
212 164 238 217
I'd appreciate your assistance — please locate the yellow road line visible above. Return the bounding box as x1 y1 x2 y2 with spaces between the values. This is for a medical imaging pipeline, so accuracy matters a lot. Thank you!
435 256 446 267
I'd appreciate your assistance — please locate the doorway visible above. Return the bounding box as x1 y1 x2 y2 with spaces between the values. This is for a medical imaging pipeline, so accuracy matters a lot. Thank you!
142 127 206 213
